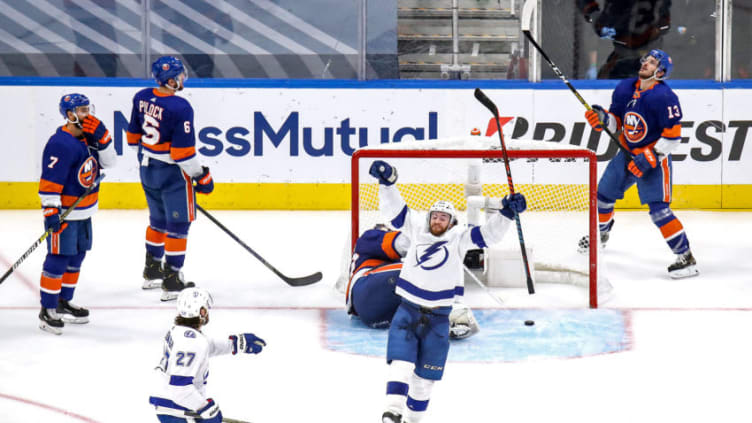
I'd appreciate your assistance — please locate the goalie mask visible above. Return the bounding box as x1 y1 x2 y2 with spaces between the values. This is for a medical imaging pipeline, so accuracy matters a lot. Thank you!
177 287 214 325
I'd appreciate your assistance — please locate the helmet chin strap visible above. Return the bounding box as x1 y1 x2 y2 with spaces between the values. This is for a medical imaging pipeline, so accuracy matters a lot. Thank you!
67 112 83 129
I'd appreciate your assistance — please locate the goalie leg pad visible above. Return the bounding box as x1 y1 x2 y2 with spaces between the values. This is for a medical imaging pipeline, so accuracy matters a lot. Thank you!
449 304 480 340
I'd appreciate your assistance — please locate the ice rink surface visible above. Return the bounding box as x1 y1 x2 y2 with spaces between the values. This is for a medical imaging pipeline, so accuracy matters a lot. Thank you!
1 208 751 423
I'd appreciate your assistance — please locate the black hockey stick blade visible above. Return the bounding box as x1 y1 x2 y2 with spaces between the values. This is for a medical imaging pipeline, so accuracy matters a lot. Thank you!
474 88 498 116
196 205 322 287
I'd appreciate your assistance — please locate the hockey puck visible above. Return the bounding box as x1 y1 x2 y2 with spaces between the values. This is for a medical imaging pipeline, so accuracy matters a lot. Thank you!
524 320 535 326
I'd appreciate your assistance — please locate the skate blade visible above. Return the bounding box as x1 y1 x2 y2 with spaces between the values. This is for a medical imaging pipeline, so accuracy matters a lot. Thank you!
160 291 179 302
143 279 163 290
669 265 699 279
39 321 63 335
60 315 89 324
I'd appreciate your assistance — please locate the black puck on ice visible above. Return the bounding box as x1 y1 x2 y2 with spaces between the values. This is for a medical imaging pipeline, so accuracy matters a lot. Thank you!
524 320 535 326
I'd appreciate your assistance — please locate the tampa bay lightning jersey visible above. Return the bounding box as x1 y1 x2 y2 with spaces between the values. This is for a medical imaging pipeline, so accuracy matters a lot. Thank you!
150 325 233 414
379 184 513 308
610 77 682 153
126 88 200 172
38 126 100 220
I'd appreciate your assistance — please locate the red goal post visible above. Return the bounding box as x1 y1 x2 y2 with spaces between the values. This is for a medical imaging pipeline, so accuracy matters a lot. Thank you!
350 137 601 308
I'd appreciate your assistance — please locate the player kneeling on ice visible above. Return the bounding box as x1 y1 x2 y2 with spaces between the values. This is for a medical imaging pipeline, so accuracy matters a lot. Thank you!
149 288 265 423
369 160 526 423
346 225 479 340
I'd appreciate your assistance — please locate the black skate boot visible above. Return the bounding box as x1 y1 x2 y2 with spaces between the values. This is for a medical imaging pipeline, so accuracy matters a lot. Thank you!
39 307 64 335
668 251 699 279
161 265 195 302
142 252 165 289
382 411 402 423
57 298 90 324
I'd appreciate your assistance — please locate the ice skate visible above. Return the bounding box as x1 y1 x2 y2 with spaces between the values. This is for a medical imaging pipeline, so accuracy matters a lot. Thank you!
382 411 402 423
161 266 195 302
39 307 64 335
142 252 164 289
668 251 699 279
57 298 90 324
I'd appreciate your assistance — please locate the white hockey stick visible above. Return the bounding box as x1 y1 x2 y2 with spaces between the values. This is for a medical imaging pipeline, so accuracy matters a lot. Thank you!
463 264 505 306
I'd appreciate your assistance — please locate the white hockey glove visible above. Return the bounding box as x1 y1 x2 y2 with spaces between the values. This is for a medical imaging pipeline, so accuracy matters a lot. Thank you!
449 303 480 340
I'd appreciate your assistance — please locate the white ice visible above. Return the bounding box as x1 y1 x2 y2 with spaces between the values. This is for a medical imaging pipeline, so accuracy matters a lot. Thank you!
0 209 751 423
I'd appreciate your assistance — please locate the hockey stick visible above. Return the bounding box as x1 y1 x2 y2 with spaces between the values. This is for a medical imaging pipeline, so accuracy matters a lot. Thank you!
185 411 251 423
463 264 504 306
195 205 322 287
0 173 104 285
519 0 632 158
473 88 535 295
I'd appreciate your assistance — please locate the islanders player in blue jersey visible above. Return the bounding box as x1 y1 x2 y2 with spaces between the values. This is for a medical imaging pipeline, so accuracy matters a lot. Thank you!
346 225 479 340
126 56 214 301
37 94 116 334
583 49 698 279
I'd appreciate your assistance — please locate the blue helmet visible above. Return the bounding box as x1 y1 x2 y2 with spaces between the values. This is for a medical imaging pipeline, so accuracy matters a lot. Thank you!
152 56 186 86
59 93 90 120
644 49 673 80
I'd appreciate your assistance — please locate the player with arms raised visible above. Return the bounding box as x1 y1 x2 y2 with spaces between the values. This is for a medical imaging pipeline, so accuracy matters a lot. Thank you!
126 56 215 301
583 49 698 278
369 160 526 423
149 287 265 422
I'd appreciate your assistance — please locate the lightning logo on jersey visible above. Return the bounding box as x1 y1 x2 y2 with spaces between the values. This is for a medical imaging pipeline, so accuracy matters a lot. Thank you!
415 241 449 270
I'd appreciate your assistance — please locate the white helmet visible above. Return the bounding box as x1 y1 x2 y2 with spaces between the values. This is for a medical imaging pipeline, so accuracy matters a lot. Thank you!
177 287 214 320
426 200 458 229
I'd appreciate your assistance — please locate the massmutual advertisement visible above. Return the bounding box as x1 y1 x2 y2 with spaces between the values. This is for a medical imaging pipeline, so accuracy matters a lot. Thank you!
0 84 748 209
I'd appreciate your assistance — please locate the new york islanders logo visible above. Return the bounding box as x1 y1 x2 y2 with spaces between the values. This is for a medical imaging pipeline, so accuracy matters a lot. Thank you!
415 241 449 270
623 112 648 144
162 63 170 71
77 156 98 188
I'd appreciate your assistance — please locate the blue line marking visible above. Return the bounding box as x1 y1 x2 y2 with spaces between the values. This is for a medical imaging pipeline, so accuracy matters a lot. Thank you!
324 308 629 362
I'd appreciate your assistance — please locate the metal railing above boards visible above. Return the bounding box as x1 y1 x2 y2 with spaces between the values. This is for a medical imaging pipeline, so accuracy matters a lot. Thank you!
0 0 748 81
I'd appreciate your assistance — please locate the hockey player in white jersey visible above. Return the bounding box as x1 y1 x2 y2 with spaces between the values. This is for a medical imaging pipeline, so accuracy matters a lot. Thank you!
149 288 266 422
369 160 527 423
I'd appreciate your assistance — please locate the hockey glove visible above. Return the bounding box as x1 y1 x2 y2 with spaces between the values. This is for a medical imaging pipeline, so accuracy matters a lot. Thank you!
628 148 658 178
81 115 112 150
193 166 214 194
43 207 67 234
585 105 610 132
197 399 223 423
368 160 398 186
230 333 266 354
599 27 616 40
500 193 527 220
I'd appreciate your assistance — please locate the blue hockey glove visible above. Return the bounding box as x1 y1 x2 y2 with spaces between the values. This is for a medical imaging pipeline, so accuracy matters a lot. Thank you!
500 193 526 219
628 148 658 178
43 207 67 234
599 27 616 40
193 166 214 195
585 105 609 132
81 115 111 150
368 160 398 186
197 399 223 423
230 333 266 355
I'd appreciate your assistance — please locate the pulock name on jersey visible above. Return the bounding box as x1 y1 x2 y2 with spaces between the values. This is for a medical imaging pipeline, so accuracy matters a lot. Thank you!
109 111 750 162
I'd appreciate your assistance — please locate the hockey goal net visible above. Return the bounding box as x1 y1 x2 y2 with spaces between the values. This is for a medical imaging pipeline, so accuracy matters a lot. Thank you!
350 136 605 308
